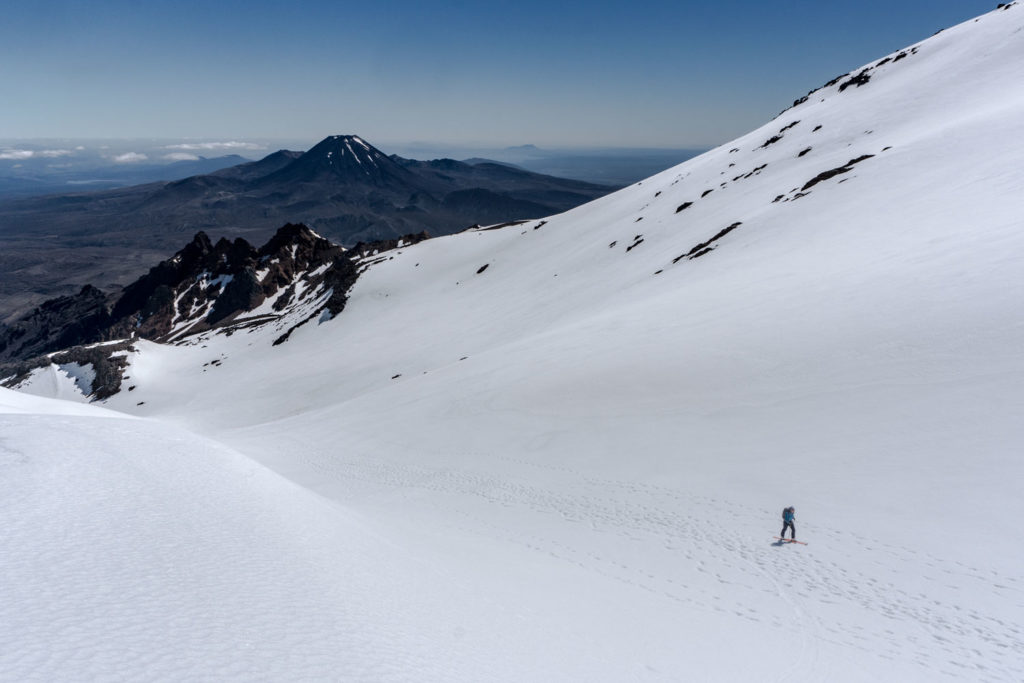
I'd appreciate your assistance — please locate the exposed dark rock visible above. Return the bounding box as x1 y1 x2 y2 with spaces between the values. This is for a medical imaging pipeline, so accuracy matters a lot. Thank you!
735 164 768 181
761 121 800 148
110 231 254 323
0 340 134 400
208 268 264 324
0 285 113 363
467 220 530 233
272 284 296 312
839 69 872 92
672 222 743 264
801 155 875 191
676 202 693 213
0 222 431 382
824 73 849 88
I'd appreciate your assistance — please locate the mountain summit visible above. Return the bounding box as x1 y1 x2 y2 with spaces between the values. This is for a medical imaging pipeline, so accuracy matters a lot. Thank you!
262 135 418 187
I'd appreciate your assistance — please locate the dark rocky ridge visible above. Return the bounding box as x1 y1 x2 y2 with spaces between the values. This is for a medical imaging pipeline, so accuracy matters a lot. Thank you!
0 224 428 396
0 341 135 401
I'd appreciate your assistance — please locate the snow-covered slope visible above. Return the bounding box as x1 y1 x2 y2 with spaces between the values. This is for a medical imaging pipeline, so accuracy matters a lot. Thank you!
8 5 1024 681
0 388 584 681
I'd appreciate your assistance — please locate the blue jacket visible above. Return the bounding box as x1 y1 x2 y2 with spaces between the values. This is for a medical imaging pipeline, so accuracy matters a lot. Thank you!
783 508 795 522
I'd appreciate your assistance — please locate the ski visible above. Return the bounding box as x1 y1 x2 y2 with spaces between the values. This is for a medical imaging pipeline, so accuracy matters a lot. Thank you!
775 537 807 545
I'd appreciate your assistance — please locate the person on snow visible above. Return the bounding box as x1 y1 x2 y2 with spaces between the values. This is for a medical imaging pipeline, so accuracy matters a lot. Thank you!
781 506 796 540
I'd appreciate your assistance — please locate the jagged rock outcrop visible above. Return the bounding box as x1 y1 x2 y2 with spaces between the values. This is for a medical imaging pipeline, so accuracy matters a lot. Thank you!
0 341 135 400
0 224 427 380
0 285 113 363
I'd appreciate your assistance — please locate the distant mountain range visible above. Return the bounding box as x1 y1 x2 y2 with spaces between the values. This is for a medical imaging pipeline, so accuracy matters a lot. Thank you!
0 135 611 318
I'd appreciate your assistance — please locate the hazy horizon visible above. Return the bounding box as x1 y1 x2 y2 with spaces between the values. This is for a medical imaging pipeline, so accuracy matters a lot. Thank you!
0 134 709 196
0 135 707 156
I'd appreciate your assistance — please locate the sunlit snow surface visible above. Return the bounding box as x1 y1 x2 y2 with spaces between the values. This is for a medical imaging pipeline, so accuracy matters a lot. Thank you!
0 392 549 681
5 6 1024 681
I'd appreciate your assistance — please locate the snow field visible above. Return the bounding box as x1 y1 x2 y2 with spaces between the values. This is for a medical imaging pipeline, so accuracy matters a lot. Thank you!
6 5 1024 681
0 395 598 681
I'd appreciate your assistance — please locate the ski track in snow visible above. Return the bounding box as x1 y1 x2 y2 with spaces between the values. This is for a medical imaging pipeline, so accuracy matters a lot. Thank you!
253 436 1023 682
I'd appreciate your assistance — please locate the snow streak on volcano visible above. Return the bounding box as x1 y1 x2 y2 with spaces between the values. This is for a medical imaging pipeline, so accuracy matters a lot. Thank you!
3 5 1024 681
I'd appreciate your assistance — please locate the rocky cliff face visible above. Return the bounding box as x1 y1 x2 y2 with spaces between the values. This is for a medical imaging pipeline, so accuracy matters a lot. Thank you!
0 224 428 397
0 285 113 363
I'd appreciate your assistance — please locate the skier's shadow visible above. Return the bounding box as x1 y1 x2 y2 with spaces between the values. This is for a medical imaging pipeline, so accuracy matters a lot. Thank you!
772 539 788 547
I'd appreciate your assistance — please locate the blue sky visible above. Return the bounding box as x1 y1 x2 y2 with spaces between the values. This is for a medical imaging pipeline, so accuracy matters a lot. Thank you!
0 0 1000 148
